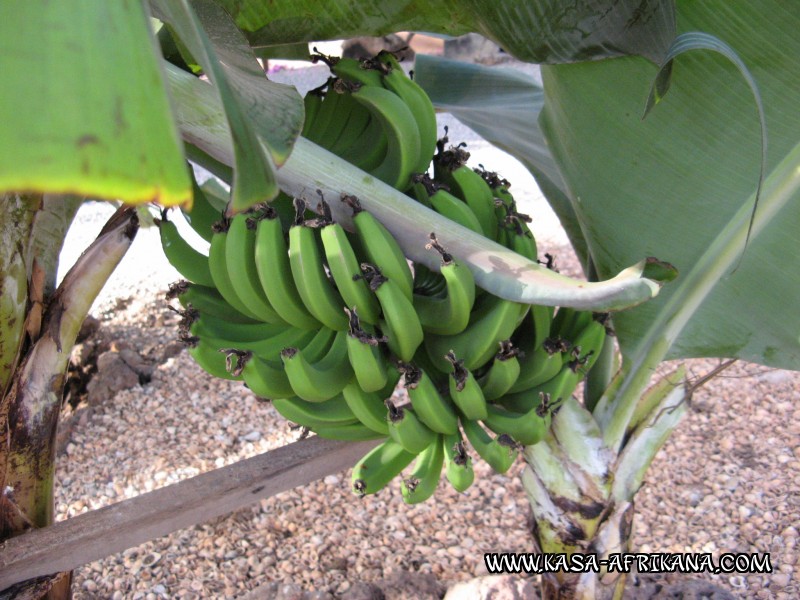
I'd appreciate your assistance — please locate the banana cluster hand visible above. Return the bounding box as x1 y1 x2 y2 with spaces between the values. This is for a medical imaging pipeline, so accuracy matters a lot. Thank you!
160 51 611 505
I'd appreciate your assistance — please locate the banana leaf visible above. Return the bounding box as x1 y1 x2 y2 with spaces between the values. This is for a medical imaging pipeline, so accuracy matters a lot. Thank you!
0 1 190 206
220 0 675 64
417 2 800 372
541 0 800 369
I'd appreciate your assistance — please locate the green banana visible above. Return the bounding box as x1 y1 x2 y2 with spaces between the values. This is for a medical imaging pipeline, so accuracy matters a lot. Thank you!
500 319 606 413
330 101 373 157
321 220 381 324
186 310 285 344
186 339 244 381
182 167 224 242
376 50 437 176
225 212 288 324
477 340 522 401
272 394 358 429
386 400 437 454
344 308 389 393
301 90 324 137
281 329 354 402
425 294 526 372
401 436 444 504
254 206 320 329
461 418 518 474
287 199 349 331
351 83 421 191
218 324 316 359
442 432 474 493
413 233 475 336
360 263 423 362
351 438 416 497
158 214 215 288
329 55 384 87
240 326 335 399
168 281 258 325
400 362 459 435
314 421 386 442
338 115 389 172
303 80 342 146
342 379 390 435
445 351 489 421
208 223 263 321
411 174 483 235
438 164 499 240
342 194 414 300
483 402 552 446
507 337 565 394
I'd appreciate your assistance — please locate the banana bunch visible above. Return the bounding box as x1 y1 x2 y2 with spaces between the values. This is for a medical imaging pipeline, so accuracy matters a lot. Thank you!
159 51 611 505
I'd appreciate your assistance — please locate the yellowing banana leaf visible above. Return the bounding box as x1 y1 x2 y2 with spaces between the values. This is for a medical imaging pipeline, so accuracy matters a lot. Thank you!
0 1 190 206
220 0 674 64
540 1 800 370
151 0 304 212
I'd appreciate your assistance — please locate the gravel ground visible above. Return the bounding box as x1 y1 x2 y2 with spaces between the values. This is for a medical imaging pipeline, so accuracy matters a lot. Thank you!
50 60 799 599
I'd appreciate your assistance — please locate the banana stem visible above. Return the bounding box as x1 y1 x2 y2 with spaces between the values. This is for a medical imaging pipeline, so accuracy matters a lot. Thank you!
0 193 38 398
1 207 138 540
164 62 662 312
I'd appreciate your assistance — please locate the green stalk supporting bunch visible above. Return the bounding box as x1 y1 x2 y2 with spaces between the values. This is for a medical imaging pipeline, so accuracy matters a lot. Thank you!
159 51 610 504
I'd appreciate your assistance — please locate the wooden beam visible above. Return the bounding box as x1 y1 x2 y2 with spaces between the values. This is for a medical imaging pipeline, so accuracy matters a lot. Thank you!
0 436 378 591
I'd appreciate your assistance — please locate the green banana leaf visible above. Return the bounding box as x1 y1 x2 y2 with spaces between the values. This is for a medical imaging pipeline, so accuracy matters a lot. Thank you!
418 3 800 371
151 0 304 211
541 0 800 369
219 0 675 64
0 1 190 206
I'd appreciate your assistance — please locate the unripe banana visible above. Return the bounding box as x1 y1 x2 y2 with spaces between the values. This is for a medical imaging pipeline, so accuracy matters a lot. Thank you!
225 212 289 324
360 263 423 362
241 327 335 400
158 215 215 288
321 220 381 324
168 281 258 325
342 194 414 301
413 233 475 336
445 351 488 421
411 174 483 235
376 50 438 176
272 394 358 429
182 168 224 243
351 83 422 191
477 340 522 401
400 362 459 435
208 222 262 321
281 329 354 402
351 438 416 497
425 294 527 372
287 199 349 331
314 421 387 442
342 379 390 435
437 163 499 240
483 402 552 446
344 307 389 393
254 206 320 329
401 435 444 504
186 339 245 381
442 432 474 493
461 418 518 474
386 399 437 454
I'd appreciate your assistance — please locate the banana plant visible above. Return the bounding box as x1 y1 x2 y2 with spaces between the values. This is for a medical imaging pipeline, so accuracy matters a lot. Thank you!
2 0 797 599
